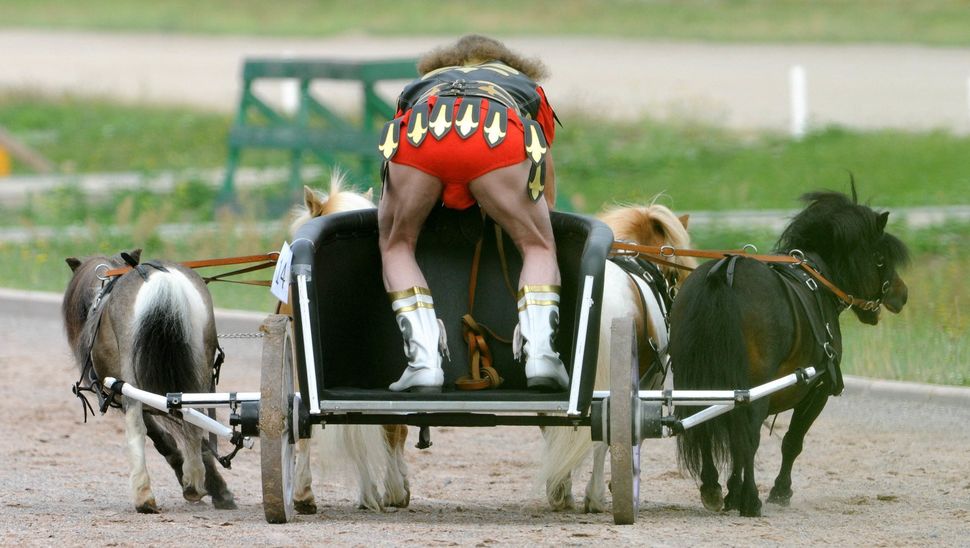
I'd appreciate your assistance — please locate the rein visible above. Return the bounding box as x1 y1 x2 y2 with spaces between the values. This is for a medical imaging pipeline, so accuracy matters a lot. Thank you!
609 241 885 312
457 220 516 391
101 252 280 286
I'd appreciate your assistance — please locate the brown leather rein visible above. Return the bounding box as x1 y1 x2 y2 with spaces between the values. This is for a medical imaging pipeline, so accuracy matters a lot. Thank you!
609 241 883 312
101 252 280 287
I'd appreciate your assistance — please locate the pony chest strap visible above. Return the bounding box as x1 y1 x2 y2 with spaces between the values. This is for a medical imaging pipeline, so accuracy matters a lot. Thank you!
771 260 845 396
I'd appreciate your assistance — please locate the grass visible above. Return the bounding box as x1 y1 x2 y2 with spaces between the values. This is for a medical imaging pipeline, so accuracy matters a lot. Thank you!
3 94 969 221
3 0 970 46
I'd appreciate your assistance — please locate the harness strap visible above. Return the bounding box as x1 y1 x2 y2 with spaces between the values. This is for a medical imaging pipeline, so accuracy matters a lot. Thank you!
772 261 844 396
457 216 514 390
102 252 280 279
201 260 278 286
610 257 671 387
610 241 882 311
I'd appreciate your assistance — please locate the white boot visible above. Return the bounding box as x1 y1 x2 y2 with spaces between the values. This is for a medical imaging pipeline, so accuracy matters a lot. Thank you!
388 287 446 392
514 285 570 391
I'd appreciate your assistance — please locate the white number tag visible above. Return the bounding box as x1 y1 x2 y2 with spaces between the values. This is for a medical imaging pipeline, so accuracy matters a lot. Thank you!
270 241 293 304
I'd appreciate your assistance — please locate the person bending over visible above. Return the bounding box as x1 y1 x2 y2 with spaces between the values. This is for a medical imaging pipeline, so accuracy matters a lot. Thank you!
377 34 566 393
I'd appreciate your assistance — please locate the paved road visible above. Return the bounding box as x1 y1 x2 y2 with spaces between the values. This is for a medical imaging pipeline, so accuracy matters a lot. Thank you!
2 29 969 133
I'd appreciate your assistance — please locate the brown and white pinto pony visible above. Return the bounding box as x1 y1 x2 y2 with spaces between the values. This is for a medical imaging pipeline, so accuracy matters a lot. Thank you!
63 250 235 513
540 201 696 512
286 172 411 513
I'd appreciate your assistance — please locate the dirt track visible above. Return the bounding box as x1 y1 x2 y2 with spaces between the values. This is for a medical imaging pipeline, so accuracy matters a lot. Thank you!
1 289 969 546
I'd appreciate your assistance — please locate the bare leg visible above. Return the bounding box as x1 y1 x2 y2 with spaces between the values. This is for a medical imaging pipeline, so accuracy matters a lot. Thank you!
470 160 567 389
468 160 559 287
379 163 448 392
378 163 443 291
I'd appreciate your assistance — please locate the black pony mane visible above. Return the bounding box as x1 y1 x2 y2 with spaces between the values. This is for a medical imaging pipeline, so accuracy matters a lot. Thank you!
774 188 909 293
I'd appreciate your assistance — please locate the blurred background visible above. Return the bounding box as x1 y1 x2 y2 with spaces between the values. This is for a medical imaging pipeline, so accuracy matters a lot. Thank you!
0 0 966 385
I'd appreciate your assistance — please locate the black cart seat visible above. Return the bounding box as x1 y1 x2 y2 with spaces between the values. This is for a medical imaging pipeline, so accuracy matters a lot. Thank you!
289 206 612 415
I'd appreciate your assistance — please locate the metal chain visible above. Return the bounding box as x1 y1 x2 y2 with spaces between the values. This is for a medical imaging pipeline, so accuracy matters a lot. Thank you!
217 332 264 339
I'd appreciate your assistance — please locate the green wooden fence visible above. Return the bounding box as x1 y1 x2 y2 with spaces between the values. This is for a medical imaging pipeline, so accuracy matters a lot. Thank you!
218 57 417 204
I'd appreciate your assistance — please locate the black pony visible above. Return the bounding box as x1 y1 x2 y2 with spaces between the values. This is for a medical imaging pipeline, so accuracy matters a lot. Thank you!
669 184 909 517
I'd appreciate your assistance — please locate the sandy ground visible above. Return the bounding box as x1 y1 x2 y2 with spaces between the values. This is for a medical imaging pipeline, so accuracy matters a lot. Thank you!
2 30 970 134
1 290 969 546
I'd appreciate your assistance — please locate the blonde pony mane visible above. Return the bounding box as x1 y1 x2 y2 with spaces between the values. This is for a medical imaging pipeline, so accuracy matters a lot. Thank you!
289 170 376 237
598 199 696 283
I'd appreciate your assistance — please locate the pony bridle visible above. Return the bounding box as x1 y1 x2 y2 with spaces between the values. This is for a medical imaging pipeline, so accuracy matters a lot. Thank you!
790 249 891 313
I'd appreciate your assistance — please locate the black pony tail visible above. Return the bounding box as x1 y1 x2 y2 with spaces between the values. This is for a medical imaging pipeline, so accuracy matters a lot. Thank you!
672 259 755 479
132 272 204 396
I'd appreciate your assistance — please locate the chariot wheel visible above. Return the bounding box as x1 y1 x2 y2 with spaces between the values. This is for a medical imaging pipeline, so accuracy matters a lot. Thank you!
609 317 641 525
260 314 298 524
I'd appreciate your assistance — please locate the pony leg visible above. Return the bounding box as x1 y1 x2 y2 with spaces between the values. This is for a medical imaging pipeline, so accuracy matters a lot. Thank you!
293 436 317 514
201 444 237 510
382 424 411 508
698 430 724 512
583 442 608 513
144 413 184 486
540 426 591 512
737 405 767 517
124 400 158 513
721 460 742 512
179 423 207 502
343 425 386 512
541 425 575 511
768 387 829 506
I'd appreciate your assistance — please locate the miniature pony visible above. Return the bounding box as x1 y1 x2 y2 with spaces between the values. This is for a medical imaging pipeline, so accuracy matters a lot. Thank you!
63 250 235 513
540 201 696 512
671 185 909 516
285 172 411 513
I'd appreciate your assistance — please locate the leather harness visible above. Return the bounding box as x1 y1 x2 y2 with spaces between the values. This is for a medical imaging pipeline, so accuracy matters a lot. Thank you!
704 252 845 396
73 254 226 419
609 255 675 387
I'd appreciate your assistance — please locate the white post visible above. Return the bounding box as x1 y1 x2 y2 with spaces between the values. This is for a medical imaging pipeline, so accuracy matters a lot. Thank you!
789 65 808 139
281 50 300 116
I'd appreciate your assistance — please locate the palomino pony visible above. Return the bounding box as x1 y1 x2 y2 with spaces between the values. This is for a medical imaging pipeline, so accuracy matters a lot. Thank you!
285 173 412 513
671 185 909 517
63 250 235 513
540 202 696 512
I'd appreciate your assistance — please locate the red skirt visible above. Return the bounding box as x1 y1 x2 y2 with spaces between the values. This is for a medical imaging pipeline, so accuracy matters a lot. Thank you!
390 96 527 210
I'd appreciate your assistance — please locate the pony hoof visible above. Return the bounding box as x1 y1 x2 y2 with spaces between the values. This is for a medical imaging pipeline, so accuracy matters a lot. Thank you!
546 481 574 511
384 490 410 509
548 494 575 512
767 488 792 506
740 499 763 517
182 486 206 502
295 498 317 515
135 500 160 514
583 497 606 514
213 496 238 510
700 485 724 512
